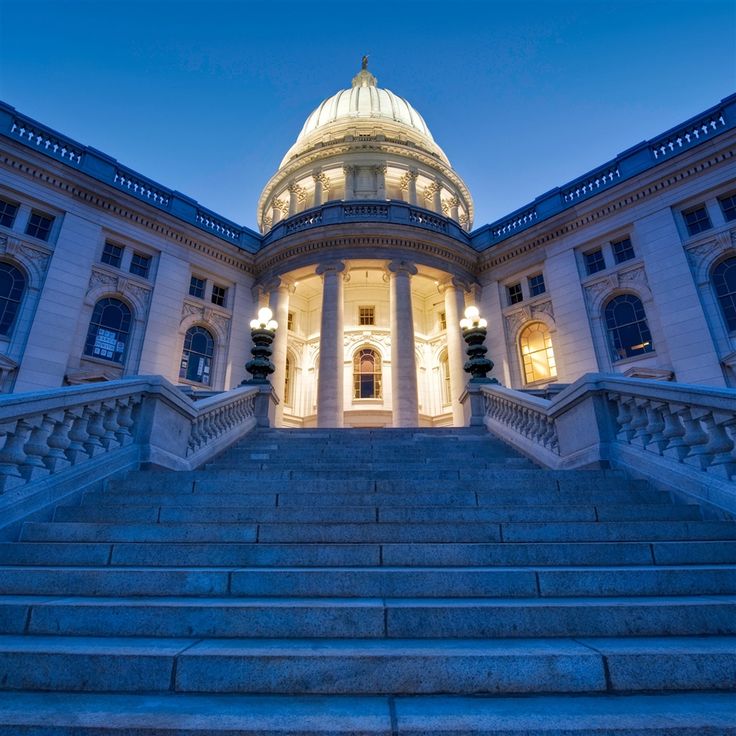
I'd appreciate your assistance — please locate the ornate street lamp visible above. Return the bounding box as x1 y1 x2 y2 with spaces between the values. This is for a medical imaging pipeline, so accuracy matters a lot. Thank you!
460 306 497 383
244 307 278 383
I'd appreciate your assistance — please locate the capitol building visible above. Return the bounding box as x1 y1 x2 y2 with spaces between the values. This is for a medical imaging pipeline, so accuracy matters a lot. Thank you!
0 63 734 428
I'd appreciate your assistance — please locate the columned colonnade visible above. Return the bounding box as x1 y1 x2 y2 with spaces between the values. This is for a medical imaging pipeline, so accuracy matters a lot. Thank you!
258 261 471 428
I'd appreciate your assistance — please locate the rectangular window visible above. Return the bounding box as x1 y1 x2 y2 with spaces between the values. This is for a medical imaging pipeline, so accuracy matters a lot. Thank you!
189 275 206 299
25 211 53 241
287 311 294 331
439 311 447 330
211 284 227 307
612 237 635 264
507 282 523 305
359 306 375 325
0 198 19 228
528 273 546 297
101 242 124 268
129 251 151 278
719 193 736 222
584 248 606 275
683 205 712 236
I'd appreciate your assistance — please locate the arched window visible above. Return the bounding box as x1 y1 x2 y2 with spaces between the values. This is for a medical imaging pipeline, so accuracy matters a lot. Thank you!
0 262 26 335
713 257 736 332
84 298 132 364
179 326 215 385
604 294 654 361
284 353 294 407
439 350 451 405
353 347 382 399
519 322 557 384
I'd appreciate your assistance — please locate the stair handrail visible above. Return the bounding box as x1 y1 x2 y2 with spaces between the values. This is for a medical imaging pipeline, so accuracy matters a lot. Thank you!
479 373 736 515
0 376 265 530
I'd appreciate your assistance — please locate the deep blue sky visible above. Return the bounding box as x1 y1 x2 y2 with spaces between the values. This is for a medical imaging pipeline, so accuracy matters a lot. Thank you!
1 0 734 232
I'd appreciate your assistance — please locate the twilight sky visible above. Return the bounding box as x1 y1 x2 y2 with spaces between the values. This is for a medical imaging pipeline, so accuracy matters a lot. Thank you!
1 0 734 232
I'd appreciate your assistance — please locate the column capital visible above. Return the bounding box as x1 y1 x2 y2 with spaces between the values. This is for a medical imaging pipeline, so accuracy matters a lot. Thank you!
387 260 417 277
262 275 296 294
437 276 471 294
316 261 346 277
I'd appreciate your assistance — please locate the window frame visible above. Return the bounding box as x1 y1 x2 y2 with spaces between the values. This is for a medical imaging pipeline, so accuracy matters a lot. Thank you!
129 251 152 279
25 210 54 241
0 261 26 337
352 346 382 400
506 282 523 305
603 293 655 363
179 325 216 386
101 242 124 268
518 321 558 386
358 305 376 326
83 297 133 365
0 198 19 229
210 283 228 307
718 193 736 223
712 256 736 333
584 248 606 276
527 273 546 298
611 237 635 265
189 275 206 299
682 204 712 236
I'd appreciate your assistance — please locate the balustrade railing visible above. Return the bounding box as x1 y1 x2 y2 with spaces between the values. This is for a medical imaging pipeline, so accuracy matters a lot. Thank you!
477 374 736 514
0 378 262 522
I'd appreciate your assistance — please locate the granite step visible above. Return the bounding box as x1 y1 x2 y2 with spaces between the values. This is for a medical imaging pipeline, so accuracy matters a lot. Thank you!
0 692 733 735
0 565 733 598
0 595 732 639
4 540 736 568
52 502 703 524
0 635 732 695
19 520 736 544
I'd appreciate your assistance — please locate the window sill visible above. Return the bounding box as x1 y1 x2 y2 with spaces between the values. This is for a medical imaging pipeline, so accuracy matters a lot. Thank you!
611 351 656 367
81 354 125 368
352 398 383 405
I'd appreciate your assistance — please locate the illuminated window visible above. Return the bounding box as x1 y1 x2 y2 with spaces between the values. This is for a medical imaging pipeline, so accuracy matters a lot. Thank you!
519 322 557 384
84 298 131 364
179 326 215 385
287 312 294 331
439 350 451 405
353 347 382 399
0 262 26 335
284 354 294 406
438 311 447 330
604 294 654 361
359 306 375 325
713 257 736 332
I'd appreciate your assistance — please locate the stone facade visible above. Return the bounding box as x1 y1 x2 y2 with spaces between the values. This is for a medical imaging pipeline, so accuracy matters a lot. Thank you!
0 75 735 428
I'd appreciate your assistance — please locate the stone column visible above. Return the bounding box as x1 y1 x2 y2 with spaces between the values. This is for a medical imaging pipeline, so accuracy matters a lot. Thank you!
268 277 294 425
407 169 418 206
316 261 346 427
313 171 324 207
271 198 285 225
343 166 355 200
388 260 419 427
440 278 468 426
448 196 460 222
433 179 443 213
374 165 387 199
288 183 300 216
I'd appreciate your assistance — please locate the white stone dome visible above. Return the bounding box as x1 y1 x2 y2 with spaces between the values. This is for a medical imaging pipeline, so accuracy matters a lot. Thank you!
296 72 435 144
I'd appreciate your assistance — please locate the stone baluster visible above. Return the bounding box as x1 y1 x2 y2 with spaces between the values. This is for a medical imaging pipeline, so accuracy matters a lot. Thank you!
115 399 136 446
388 260 419 427
44 411 73 473
22 416 52 480
83 406 106 458
678 406 710 467
659 403 689 459
0 420 30 492
317 261 346 427
691 411 735 475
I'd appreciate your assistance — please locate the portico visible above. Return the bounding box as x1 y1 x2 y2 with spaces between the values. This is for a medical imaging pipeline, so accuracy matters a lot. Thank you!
257 258 470 428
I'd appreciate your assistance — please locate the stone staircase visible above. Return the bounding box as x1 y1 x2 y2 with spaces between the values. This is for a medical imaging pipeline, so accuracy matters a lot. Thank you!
0 427 734 734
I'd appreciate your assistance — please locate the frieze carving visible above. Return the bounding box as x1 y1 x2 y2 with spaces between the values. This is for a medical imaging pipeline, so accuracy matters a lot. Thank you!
87 268 151 312
0 234 51 276
686 230 735 268
181 302 231 337
504 299 555 338
583 265 650 308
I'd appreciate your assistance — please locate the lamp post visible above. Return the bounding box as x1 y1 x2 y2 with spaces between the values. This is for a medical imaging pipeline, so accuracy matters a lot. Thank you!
244 307 278 384
459 306 497 383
